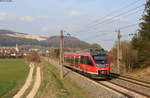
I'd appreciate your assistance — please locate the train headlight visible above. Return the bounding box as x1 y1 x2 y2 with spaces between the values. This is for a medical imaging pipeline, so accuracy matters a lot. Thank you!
96 64 107 67
98 70 107 75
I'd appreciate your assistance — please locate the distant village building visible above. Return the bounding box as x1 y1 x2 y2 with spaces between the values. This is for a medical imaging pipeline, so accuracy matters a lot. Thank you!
0 45 29 58
16 43 19 52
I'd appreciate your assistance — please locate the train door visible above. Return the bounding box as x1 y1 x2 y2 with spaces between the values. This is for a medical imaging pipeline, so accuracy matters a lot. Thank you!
74 56 79 68
84 56 95 73
80 56 94 73
80 56 86 71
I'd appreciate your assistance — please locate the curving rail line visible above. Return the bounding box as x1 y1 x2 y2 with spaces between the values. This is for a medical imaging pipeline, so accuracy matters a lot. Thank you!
106 81 149 98
118 76 150 88
110 73 150 89
65 66 150 98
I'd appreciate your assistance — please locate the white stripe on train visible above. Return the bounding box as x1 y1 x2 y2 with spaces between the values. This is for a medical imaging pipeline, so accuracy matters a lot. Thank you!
64 64 98 75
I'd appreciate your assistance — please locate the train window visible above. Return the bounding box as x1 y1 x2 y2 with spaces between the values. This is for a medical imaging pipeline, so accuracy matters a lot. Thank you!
68 57 70 63
72 57 74 64
78 57 80 65
67 57 69 62
85 56 94 66
74 57 75 65
74 58 76 64
73 57 75 64
69 57 71 63
70 57 72 64
66 57 68 62
72 58 73 64
65 57 67 62
78 57 81 64
71 57 74 64
80 56 93 66
80 56 85 64
75 58 79 65
93 56 108 64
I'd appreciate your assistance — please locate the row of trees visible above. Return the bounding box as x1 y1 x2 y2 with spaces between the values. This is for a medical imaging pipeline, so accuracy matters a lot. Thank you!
110 41 138 73
111 0 150 72
131 0 150 68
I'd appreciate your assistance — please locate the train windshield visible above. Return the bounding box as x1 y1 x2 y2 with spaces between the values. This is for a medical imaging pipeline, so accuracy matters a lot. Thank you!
93 56 108 67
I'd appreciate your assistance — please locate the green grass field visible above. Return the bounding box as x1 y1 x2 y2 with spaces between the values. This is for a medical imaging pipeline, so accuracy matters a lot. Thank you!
0 59 29 97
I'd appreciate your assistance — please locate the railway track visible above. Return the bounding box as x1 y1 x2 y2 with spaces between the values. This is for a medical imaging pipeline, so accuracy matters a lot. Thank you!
65 66 150 98
96 81 133 98
97 77 150 98
103 81 150 98
110 73 150 89
108 74 150 97
118 76 150 88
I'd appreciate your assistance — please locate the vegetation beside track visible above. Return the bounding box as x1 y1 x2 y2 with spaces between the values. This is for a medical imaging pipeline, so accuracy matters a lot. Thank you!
122 66 150 82
0 59 29 98
109 1 150 74
36 61 88 98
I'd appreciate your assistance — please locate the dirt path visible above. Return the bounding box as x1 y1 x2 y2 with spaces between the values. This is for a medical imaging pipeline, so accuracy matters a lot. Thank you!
13 63 34 98
26 67 41 98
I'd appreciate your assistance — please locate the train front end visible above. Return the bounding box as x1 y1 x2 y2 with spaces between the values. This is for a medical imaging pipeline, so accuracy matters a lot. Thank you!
91 50 110 77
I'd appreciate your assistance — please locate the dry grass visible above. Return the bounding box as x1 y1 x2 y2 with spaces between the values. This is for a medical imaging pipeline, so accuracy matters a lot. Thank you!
35 61 88 98
123 66 150 82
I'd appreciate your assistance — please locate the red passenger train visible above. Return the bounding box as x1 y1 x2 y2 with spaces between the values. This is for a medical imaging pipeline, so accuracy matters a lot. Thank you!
64 49 110 78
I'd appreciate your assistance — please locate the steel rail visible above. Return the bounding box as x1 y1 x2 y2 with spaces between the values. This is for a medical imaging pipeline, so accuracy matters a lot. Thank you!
110 74 150 88
117 76 150 89
96 81 133 98
108 81 150 98
64 66 146 98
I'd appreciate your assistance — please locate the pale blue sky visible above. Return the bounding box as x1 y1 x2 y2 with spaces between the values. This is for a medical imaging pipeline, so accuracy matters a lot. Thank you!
0 0 146 49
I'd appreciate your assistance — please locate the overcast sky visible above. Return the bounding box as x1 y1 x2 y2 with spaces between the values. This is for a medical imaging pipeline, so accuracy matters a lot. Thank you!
0 0 146 49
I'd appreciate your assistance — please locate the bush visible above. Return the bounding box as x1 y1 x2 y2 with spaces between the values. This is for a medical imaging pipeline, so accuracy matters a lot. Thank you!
110 41 138 73
26 51 41 63
121 41 138 71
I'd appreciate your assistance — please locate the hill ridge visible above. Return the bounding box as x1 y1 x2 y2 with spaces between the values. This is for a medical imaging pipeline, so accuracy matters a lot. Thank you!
0 30 89 48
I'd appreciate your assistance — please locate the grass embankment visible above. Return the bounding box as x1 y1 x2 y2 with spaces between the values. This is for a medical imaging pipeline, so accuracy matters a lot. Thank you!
110 63 150 82
0 59 29 98
123 66 150 82
36 61 88 98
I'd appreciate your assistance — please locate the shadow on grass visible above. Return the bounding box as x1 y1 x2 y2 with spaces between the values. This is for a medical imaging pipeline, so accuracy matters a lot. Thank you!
64 71 71 78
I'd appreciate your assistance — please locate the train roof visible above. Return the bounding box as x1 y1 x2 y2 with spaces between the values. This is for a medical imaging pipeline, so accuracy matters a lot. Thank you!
77 49 107 56
64 49 107 56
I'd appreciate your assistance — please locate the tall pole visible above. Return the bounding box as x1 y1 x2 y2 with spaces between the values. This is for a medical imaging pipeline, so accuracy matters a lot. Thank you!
117 30 121 74
60 30 64 79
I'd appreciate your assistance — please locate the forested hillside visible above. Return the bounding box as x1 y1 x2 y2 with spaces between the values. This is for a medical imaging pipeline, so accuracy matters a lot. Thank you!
0 30 89 48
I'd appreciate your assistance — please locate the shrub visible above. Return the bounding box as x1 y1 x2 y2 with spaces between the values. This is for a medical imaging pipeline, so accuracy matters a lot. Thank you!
26 51 41 63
